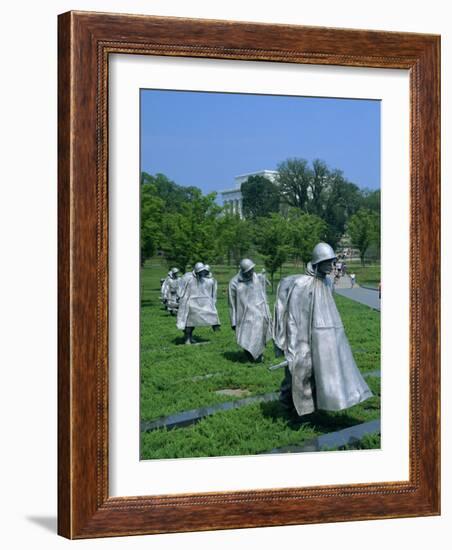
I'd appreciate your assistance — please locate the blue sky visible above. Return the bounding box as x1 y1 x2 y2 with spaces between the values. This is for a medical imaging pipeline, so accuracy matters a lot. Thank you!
140 89 380 194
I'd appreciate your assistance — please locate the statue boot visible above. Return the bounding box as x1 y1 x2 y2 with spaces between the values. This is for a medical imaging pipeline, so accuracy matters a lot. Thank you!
183 327 195 345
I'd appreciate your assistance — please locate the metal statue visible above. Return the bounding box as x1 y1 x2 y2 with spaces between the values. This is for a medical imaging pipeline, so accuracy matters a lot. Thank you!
204 264 213 278
162 267 181 315
273 242 373 415
177 261 221 344
228 258 272 361
257 268 271 296
160 271 171 308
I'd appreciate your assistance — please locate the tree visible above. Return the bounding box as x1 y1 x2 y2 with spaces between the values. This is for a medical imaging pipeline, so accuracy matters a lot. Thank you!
253 214 291 288
140 172 224 269
347 209 380 265
323 170 363 249
287 211 328 266
140 182 164 265
275 159 367 249
308 159 330 217
141 172 200 213
276 158 312 211
241 175 280 219
215 213 253 266
361 188 381 213
160 190 221 271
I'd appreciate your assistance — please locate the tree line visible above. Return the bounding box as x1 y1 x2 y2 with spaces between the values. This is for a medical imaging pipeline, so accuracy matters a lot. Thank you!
141 158 380 282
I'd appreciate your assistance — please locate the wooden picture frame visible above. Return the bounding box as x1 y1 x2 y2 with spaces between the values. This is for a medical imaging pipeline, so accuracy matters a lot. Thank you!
58 11 440 539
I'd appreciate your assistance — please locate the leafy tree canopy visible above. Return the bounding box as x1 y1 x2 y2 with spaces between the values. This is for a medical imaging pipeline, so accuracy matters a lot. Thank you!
360 189 381 213
140 183 164 265
241 175 280 219
347 208 380 265
275 159 366 249
159 190 221 271
322 170 364 248
141 172 200 214
287 211 328 265
139 166 380 273
276 158 312 211
215 214 254 267
253 214 291 284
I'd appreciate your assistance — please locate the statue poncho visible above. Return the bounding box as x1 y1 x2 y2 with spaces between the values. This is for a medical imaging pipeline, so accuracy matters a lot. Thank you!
177 272 220 330
274 263 372 416
162 275 181 314
228 272 272 359
160 274 170 304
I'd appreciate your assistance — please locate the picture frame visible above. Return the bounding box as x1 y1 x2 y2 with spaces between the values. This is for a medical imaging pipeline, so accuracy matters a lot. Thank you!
58 10 440 539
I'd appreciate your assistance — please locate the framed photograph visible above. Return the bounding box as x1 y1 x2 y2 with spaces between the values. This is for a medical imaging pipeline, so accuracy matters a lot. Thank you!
58 11 440 538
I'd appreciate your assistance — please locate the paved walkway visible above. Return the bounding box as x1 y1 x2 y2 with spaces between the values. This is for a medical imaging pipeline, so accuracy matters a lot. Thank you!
333 273 354 289
331 273 380 311
335 286 380 311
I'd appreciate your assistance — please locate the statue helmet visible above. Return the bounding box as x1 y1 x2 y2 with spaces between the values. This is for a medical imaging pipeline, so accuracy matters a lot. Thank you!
239 258 255 273
194 261 207 274
170 267 179 275
311 242 337 265
205 264 211 272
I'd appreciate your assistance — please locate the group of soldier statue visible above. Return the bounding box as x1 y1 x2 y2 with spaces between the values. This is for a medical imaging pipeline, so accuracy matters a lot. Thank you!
160 242 372 415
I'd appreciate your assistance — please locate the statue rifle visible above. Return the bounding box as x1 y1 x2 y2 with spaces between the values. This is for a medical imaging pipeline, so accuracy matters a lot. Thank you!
268 359 288 371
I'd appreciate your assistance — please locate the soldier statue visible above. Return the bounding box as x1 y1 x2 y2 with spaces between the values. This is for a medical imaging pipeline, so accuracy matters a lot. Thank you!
257 268 271 297
273 242 372 415
204 264 213 278
160 270 171 308
162 267 181 315
177 262 221 344
160 277 167 301
228 259 272 362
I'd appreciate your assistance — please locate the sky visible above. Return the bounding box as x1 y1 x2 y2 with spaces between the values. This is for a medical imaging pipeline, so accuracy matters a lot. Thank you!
140 89 380 195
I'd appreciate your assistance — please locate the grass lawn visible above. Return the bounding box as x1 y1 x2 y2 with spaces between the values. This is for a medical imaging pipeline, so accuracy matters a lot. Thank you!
140 259 381 459
345 260 381 288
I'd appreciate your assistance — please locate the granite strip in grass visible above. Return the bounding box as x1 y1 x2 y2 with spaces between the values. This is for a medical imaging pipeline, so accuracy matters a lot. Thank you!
141 392 278 432
261 419 381 454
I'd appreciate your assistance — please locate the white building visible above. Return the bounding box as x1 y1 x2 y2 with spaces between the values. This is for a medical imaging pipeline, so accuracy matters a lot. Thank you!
220 170 278 217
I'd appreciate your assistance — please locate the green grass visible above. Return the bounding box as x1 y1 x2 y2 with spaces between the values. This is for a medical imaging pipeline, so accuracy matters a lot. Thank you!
141 403 319 459
345 261 380 288
334 294 380 372
140 259 381 459
321 432 381 452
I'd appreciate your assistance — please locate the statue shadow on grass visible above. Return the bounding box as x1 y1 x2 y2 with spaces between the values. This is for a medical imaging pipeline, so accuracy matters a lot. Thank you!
260 400 361 432
141 299 174 315
172 335 211 346
222 350 254 364
153 306 178 317
163 311 178 318
140 299 155 308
